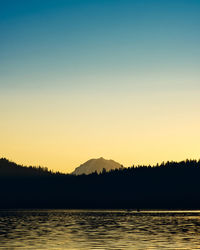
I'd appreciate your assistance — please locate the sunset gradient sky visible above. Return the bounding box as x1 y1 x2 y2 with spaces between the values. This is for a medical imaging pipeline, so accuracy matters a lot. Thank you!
1 0 200 172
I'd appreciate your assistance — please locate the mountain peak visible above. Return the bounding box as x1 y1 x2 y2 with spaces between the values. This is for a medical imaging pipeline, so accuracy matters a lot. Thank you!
72 157 123 175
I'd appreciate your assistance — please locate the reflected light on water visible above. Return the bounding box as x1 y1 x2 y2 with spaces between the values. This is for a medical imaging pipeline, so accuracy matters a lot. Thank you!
1 210 200 249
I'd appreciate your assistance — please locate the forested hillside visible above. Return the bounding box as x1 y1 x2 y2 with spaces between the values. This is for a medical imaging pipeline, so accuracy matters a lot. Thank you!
1 158 200 209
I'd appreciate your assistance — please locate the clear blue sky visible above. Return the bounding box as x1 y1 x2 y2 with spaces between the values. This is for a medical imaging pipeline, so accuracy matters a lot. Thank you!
1 0 200 90
1 0 200 171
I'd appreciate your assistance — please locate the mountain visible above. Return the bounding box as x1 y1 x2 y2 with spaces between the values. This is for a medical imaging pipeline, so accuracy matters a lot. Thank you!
72 157 123 175
1 157 200 209
0 158 54 177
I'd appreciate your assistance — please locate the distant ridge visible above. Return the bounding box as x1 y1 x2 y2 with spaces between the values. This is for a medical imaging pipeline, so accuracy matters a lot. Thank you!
72 157 123 175
1 157 200 209
0 158 54 177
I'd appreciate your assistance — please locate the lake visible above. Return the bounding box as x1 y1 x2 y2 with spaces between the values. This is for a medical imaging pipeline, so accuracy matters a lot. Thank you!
0 210 200 249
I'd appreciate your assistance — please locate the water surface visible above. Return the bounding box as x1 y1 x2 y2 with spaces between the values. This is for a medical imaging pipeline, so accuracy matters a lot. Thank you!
0 210 200 249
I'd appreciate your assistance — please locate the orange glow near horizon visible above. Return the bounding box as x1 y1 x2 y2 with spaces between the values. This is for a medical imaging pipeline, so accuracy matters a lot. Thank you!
1 87 200 173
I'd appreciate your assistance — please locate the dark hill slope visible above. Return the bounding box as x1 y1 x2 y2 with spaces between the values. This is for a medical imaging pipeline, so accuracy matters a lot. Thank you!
0 158 54 177
1 158 200 209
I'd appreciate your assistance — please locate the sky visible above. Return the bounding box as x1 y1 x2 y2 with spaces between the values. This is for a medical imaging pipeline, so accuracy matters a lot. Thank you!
1 0 200 172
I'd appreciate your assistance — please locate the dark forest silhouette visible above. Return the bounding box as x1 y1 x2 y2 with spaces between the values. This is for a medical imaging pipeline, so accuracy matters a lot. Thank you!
1 157 200 209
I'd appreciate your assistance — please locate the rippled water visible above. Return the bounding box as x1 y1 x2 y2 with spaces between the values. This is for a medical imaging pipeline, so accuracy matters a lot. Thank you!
1 210 200 249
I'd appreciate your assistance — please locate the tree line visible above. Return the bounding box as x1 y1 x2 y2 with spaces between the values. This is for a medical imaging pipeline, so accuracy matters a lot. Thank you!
1 158 200 209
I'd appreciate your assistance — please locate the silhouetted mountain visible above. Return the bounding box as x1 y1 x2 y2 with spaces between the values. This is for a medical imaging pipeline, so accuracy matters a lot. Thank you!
72 157 123 175
1 158 200 209
0 158 56 177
